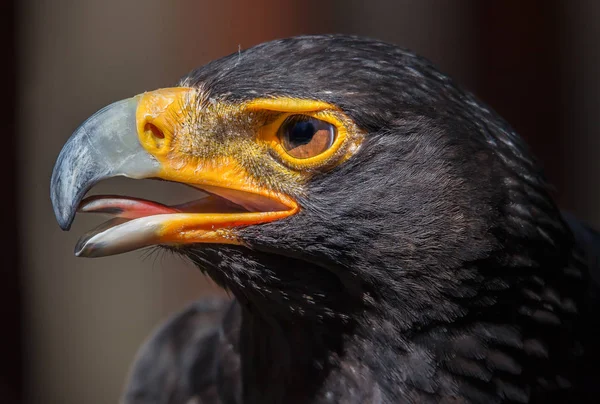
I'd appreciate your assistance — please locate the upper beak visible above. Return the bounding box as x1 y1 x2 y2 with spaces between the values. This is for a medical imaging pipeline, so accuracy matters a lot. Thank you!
50 88 297 258
51 96 159 230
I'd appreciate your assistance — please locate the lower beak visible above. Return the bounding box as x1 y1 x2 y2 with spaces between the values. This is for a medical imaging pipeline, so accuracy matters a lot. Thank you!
50 88 297 257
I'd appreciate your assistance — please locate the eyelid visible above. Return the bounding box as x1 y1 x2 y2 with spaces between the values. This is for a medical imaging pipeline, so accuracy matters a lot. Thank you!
244 98 334 113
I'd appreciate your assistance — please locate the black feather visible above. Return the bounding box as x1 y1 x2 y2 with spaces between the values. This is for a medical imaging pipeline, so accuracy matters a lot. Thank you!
124 34 600 403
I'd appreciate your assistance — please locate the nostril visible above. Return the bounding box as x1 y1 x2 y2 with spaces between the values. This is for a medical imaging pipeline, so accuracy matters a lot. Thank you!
145 123 164 139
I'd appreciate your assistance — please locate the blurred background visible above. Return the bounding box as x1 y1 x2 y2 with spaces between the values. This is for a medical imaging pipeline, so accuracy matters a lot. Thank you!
2 0 599 403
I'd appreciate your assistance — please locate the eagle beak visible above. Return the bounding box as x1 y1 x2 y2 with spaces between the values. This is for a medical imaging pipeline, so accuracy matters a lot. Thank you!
50 88 297 258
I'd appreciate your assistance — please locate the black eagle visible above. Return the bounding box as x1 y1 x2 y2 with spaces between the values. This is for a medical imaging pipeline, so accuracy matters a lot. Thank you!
50 35 600 403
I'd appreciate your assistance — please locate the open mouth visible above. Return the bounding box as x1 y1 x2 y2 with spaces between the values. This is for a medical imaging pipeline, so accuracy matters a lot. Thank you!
72 183 297 257
49 87 299 258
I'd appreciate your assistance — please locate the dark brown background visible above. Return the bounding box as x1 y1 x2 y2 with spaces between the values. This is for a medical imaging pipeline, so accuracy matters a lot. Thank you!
4 1 599 403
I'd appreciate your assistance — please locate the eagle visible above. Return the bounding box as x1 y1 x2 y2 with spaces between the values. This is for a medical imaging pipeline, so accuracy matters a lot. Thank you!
50 35 600 403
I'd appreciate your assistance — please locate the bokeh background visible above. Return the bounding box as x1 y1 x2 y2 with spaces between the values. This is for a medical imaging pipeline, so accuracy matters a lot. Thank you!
2 1 599 403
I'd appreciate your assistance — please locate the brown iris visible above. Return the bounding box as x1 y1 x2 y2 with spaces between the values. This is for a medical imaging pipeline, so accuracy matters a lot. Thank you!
278 115 336 159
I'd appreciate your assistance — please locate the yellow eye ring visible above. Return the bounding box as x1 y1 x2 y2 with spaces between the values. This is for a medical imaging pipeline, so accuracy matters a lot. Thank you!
244 97 362 170
262 110 349 170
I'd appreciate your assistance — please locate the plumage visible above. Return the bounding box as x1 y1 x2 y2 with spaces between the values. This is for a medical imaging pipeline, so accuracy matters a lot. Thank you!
50 34 600 403
122 298 242 404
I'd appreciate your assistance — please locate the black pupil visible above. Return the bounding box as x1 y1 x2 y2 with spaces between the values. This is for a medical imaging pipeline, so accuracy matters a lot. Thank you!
288 119 318 147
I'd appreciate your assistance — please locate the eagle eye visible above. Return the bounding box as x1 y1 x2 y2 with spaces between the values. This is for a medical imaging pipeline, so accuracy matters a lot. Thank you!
278 116 336 159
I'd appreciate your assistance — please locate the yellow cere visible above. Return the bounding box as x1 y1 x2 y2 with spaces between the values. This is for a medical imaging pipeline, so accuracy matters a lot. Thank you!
136 87 198 155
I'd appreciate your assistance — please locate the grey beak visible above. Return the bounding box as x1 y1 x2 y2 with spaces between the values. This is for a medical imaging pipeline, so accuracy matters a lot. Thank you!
50 97 160 230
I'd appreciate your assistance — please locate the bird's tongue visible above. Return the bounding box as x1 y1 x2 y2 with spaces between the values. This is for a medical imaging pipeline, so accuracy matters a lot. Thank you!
78 194 247 220
79 195 178 219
